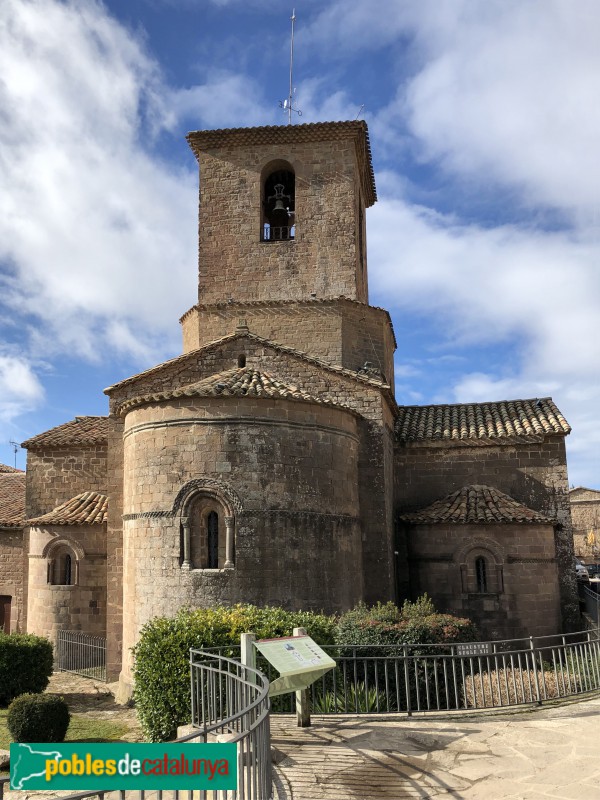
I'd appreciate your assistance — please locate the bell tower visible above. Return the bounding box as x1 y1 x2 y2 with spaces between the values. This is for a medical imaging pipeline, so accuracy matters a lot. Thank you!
181 121 396 385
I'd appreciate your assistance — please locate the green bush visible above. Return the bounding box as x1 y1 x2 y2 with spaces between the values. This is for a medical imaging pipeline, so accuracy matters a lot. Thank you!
7 694 70 743
133 604 337 741
0 633 54 706
335 597 478 656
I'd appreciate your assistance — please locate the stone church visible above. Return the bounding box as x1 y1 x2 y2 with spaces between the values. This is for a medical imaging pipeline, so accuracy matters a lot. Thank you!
0 121 579 695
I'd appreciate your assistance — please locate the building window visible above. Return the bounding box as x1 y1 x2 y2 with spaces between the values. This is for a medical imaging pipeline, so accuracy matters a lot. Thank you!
48 547 77 586
262 164 295 242
207 511 219 569
238 354 246 367
475 556 487 593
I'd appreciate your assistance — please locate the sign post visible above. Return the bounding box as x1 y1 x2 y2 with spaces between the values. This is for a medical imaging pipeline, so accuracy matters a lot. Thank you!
254 632 336 728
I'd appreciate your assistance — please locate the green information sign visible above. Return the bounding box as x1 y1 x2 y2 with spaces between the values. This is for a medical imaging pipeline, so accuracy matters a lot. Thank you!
255 635 336 697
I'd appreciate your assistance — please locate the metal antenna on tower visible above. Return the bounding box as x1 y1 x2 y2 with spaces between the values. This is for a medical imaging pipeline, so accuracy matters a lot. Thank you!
9 440 19 469
279 9 302 123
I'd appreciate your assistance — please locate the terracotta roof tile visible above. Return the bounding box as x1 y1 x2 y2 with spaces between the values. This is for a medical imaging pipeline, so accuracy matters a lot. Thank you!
0 472 26 528
27 491 107 526
105 331 391 395
186 121 376 206
117 367 358 417
399 485 552 524
396 398 570 445
22 416 109 449
0 463 23 473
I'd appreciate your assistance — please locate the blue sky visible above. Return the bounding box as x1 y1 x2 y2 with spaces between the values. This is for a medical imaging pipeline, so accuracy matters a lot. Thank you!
0 0 599 489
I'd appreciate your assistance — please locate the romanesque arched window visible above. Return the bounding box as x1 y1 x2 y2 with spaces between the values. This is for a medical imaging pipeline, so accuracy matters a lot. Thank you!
456 538 504 596
177 485 237 571
207 510 219 569
262 161 295 242
47 545 78 586
475 556 487 593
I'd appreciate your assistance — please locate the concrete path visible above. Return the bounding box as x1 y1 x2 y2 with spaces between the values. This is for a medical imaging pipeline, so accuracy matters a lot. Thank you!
271 695 600 799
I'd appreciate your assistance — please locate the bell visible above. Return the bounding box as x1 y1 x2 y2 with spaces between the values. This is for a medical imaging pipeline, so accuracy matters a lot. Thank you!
272 198 287 213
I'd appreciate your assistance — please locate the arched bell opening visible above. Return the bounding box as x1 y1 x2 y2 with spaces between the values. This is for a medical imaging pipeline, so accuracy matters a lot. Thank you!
261 161 295 242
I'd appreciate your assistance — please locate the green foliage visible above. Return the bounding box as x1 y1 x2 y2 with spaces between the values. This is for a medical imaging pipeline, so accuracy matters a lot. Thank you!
335 596 478 656
312 683 393 714
133 604 336 742
7 694 70 743
0 633 54 706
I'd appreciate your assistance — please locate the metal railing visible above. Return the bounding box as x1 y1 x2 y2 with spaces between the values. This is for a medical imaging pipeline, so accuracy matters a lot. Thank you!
56 630 106 681
262 224 295 241
580 582 600 626
3 651 272 800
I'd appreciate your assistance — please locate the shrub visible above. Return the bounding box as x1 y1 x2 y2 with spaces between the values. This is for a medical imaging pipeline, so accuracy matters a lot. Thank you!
0 633 54 706
463 667 581 707
133 604 336 741
335 596 478 656
7 694 70 743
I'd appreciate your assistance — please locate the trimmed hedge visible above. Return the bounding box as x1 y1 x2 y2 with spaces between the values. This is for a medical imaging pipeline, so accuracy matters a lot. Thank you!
0 633 54 706
335 598 478 655
133 604 336 741
7 693 70 743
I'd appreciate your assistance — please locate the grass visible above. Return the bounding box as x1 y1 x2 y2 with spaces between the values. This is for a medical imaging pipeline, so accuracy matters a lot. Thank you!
0 707 130 750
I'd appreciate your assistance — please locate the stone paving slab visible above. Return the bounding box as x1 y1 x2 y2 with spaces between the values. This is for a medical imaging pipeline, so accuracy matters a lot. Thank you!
271 695 600 799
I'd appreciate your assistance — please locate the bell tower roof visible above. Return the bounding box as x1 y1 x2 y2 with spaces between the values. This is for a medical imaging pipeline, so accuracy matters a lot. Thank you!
186 120 377 207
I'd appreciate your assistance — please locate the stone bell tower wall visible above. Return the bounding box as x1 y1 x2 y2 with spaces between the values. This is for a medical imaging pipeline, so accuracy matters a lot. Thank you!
186 122 376 306
180 299 396 385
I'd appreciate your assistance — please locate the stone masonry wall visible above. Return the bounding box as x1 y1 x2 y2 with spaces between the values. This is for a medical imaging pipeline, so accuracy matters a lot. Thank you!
407 522 562 640
119 395 362 683
0 528 25 632
27 524 107 643
181 301 395 385
25 445 108 519
196 139 367 304
395 438 579 631
105 417 124 682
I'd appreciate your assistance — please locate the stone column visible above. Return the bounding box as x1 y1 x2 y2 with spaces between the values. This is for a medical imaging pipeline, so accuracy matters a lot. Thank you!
224 516 234 569
181 516 191 569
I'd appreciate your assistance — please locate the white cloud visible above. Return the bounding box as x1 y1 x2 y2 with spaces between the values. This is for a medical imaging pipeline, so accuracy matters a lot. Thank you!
0 353 44 421
0 0 197 363
309 0 600 221
170 72 274 129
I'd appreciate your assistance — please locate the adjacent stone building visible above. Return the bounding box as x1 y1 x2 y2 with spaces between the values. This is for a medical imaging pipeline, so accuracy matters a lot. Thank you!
569 487 600 559
0 465 26 633
13 121 579 692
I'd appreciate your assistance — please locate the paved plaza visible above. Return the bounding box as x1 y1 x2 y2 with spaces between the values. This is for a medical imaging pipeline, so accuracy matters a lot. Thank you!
271 695 600 799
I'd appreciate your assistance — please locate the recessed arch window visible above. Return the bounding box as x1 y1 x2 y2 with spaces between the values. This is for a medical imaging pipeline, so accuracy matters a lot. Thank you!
475 556 487 593
48 545 77 586
262 161 295 242
207 511 219 569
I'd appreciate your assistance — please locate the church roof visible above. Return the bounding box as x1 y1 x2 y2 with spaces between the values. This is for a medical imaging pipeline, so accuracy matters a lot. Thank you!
27 491 107 526
0 470 26 528
395 398 570 445
399 485 552 525
106 330 392 397
22 416 109 449
186 121 377 207
116 367 358 417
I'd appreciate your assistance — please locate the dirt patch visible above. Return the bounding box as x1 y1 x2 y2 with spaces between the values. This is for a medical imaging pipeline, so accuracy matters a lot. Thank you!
47 672 144 742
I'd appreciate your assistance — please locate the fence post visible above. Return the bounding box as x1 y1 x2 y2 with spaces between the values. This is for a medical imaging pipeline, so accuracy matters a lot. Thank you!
241 632 256 682
293 627 311 727
403 644 412 717
529 636 542 705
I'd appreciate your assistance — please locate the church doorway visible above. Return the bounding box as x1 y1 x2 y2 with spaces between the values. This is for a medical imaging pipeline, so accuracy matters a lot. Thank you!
0 596 11 633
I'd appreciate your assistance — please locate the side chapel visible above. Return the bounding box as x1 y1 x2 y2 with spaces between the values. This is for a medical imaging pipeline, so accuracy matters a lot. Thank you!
0 122 578 696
